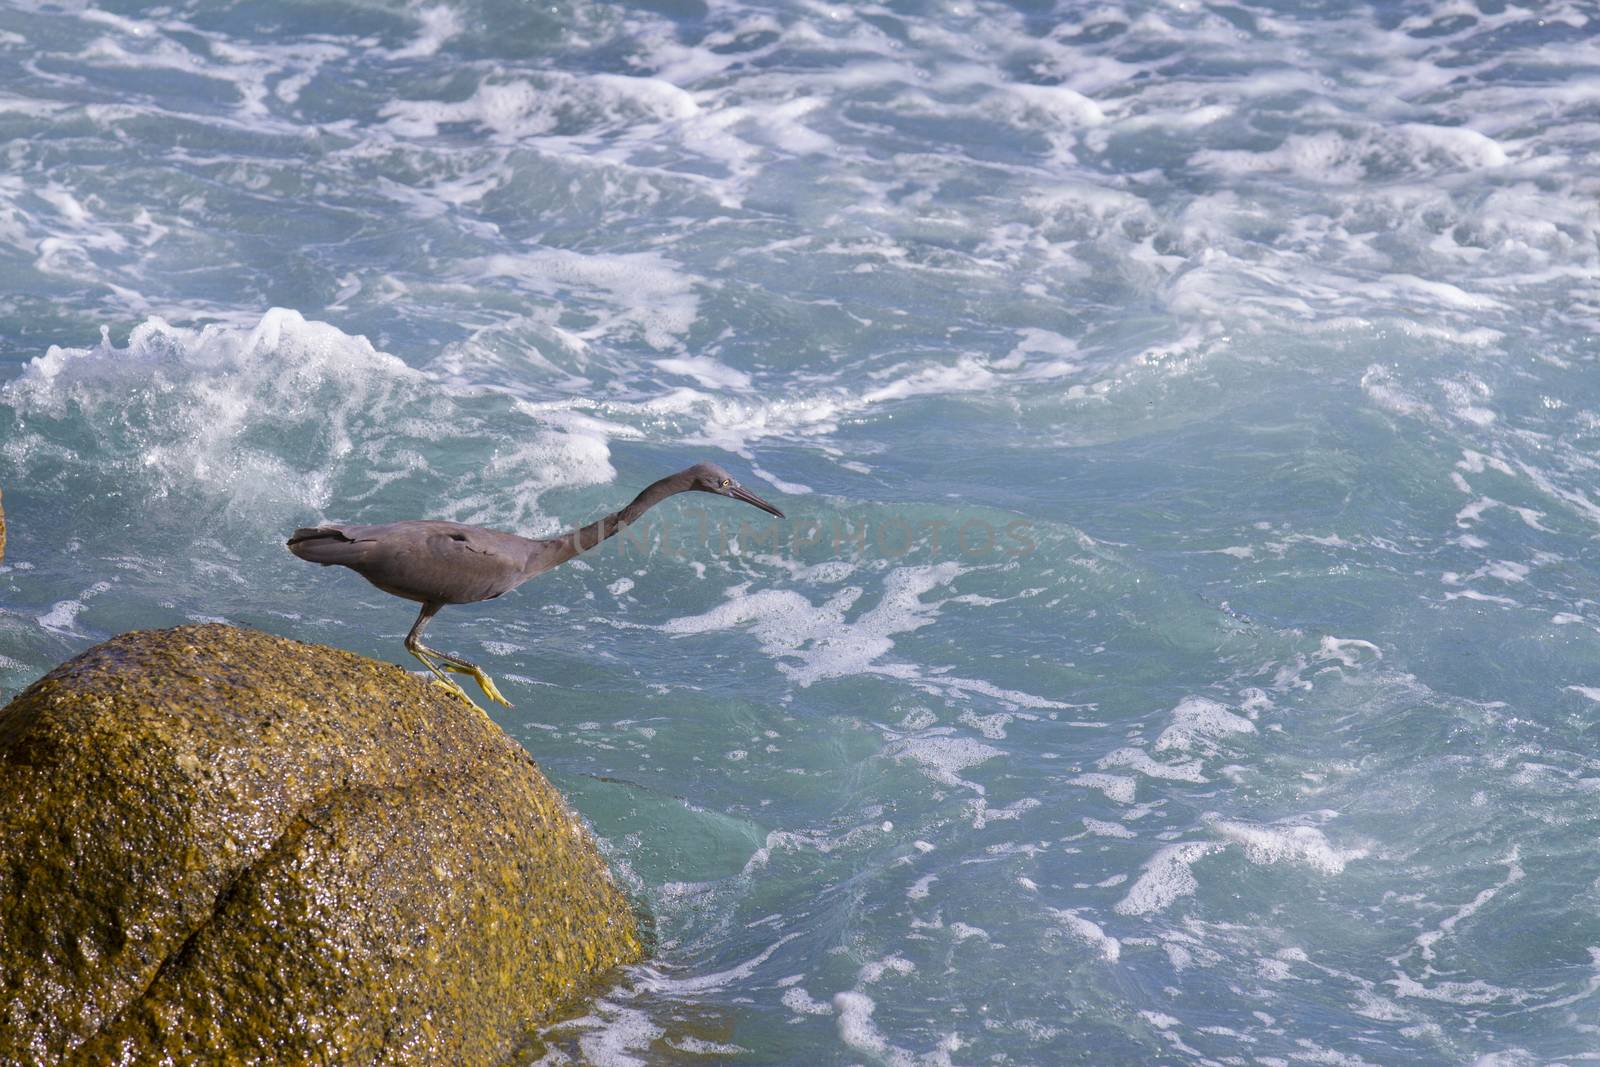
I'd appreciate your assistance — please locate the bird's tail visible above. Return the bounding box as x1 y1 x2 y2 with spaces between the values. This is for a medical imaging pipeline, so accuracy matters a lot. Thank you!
286 526 369 567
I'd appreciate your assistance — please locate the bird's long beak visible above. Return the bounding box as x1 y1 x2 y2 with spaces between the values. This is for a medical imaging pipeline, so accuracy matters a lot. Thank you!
728 483 784 518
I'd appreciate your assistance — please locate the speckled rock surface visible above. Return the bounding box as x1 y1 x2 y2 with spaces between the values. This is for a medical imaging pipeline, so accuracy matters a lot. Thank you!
1 485 6 563
0 624 643 1065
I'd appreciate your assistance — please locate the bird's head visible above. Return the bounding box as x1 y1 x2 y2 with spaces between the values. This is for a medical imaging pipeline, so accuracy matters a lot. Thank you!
686 462 785 518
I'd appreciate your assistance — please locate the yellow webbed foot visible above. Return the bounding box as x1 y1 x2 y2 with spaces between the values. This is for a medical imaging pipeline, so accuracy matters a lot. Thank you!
471 668 513 708
432 675 479 708
410 649 480 710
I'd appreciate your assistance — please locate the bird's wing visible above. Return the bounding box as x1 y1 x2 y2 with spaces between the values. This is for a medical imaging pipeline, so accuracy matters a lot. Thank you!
290 521 533 605
427 524 525 565
399 523 534 603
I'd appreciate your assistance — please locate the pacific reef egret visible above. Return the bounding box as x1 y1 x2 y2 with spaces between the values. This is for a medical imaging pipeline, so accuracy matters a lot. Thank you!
288 462 784 708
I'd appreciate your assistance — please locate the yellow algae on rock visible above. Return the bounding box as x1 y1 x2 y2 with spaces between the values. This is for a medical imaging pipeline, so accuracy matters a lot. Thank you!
0 624 643 1065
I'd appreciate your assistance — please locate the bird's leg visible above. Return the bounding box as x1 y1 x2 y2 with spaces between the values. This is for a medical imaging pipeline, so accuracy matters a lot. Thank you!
422 646 512 709
405 604 477 708
404 604 512 709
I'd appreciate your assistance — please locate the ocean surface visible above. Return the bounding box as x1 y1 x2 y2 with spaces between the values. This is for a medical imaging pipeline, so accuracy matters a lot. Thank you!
2 0 1598 1062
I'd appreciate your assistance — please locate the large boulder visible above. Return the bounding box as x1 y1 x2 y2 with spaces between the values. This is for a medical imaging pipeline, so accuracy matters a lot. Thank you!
0 624 643 1065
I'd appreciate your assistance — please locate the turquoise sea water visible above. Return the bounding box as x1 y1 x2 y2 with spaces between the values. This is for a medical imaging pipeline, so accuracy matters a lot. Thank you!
4 0 1600 1062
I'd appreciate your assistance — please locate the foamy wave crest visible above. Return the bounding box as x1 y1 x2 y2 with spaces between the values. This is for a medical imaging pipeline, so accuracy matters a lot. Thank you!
0 309 632 540
1204 814 1369 876
1 309 423 520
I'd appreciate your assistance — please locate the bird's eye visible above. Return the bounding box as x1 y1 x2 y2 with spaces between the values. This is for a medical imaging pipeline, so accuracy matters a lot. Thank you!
720 479 731 488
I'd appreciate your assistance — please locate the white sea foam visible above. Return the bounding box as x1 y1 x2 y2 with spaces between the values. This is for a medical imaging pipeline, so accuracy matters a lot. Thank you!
1071 773 1137 805
1409 848 1523 965
388 5 461 60
858 955 915 986
1204 815 1368 875
1050 909 1121 962
1115 843 1220 916
1317 637 1383 668
834 992 914 1067
637 933 799 996
4 310 424 520
653 355 750 390
467 249 700 350
957 710 1012 740
475 412 622 528
551 1000 663 1067
659 561 1058 707
967 796 1039 829
36 581 113 636
888 735 1002 795
1097 747 1206 784
1153 696 1256 754
380 72 698 143
661 564 954 685
781 986 833 1016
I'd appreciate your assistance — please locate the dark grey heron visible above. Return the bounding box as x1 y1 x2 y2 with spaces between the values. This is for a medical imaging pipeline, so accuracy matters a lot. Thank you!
287 462 784 708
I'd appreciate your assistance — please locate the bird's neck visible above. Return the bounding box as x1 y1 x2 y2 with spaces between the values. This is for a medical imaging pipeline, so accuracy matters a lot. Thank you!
541 470 690 569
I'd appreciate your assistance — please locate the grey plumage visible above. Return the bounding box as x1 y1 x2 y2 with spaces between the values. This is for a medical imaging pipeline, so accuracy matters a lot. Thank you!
288 462 784 708
286 521 544 604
